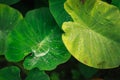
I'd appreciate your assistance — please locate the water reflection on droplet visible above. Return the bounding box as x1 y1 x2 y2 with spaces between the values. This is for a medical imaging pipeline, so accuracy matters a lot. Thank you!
32 49 49 57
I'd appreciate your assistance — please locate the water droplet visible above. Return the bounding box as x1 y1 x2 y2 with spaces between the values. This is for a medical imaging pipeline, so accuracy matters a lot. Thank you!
33 49 49 57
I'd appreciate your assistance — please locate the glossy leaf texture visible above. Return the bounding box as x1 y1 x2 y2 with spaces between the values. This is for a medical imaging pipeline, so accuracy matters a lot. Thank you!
6 8 70 70
49 0 72 27
0 0 20 5
0 4 23 55
62 0 120 68
25 68 50 80
0 66 21 80
112 0 120 9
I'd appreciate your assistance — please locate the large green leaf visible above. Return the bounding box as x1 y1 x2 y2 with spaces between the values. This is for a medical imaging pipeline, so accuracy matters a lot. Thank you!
6 8 70 70
49 0 72 27
23 8 70 70
0 4 23 55
0 0 20 5
62 0 120 69
25 68 50 80
112 0 120 9
0 66 21 80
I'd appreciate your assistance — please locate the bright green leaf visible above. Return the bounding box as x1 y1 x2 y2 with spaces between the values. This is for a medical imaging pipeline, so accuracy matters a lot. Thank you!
112 0 120 9
0 66 21 80
6 8 70 70
49 0 72 27
23 8 71 70
25 68 50 80
62 0 120 69
0 0 20 5
0 4 23 55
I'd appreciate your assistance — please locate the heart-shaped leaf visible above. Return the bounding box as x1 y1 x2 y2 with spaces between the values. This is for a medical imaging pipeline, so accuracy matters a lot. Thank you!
0 0 20 5
0 66 21 80
62 0 120 69
6 8 70 70
49 0 72 27
23 8 71 70
0 4 23 55
25 68 50 80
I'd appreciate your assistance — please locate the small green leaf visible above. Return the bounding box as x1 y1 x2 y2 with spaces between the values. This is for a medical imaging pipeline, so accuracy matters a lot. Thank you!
0 0 20 5
50 72 60 80
112 0 120 9
71 69 83 80
79 63 98 78
6 8 70 70
0 66 21 80
62 0 120 69
49 0 72 27
25 68 50 80
0 4 23 55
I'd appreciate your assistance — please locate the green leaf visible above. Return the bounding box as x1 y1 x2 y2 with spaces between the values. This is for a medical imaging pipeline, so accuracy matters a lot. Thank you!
0 66 21 80
78 63 98 78
49 0 72 27
102 0 111 3
0 4 23 55
34 0 48 8
6 8 70 70
71 69 84 80
50 72 60 80
25 68 50 80
0 0 20 5
112 0 120 9
62 0 120 69
23 8 71 70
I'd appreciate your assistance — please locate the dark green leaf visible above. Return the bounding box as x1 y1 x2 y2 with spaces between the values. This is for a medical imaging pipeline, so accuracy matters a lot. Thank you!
49 0 72 27
0 4 23 55
112 0 120 9
25 68 50 80
0 0 20 5
71 69 84 80
34 0 48 8
79 63 98 78
50 72 60 80
102 0 111 3
0 66 21 80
